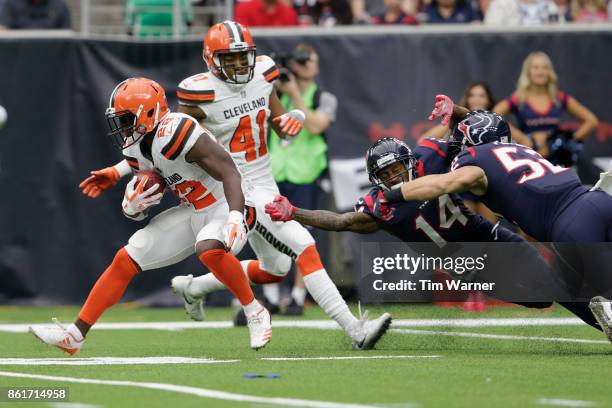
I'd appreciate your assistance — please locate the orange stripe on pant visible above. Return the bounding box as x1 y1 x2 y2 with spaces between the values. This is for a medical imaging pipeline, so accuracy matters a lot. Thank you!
199 249 255 305
78 248 139 326
246 261 285 284
296 245 324 276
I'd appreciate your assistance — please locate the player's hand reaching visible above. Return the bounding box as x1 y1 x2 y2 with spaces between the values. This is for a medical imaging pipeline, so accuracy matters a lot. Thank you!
265 195 296 221
272 110 305 137
79 166 121 198
429 95 455 126
223 210 247 255
122 176 163 217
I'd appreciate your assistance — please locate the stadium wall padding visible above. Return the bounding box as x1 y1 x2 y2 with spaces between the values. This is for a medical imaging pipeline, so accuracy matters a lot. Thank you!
0 31 611 303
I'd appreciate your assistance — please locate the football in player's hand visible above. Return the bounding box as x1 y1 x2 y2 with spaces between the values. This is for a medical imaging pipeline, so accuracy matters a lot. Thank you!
135 169 166 196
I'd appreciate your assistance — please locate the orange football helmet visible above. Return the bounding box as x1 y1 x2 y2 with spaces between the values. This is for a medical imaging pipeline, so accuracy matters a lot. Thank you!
203 20 256 84
105 77 169 149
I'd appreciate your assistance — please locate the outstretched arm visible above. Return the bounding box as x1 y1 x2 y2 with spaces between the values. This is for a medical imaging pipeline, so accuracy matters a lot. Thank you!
295 208 381 234
384 166 488 203
265 195 381 233
79 160 132 198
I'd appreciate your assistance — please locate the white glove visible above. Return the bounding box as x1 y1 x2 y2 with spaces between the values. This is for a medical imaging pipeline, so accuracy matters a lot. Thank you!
272 109 305 137
223 210 247 255
591 161 612 195
122 176 163 219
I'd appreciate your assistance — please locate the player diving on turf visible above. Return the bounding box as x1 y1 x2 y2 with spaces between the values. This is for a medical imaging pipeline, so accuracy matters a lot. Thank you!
378 96 612 341
265 98 611 337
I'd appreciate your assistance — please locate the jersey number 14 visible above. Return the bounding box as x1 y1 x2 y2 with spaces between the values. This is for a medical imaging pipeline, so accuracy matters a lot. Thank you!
414 194 468 247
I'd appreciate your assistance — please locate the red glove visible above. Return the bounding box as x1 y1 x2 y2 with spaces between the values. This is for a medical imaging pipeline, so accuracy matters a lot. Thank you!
265 195 296 221
272 109 305 137
428 94 454 126
79 166 121 198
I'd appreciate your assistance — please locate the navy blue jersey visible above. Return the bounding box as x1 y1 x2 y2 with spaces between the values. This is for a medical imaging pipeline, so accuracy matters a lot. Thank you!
506 91 569 135
355 139 520 245
451 142 588 241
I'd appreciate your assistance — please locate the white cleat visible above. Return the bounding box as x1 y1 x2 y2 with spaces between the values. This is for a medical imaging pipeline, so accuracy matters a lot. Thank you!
246 305 272 350
589 296 612 343
351 312 392 350
171 274 205 322
29 318 84 356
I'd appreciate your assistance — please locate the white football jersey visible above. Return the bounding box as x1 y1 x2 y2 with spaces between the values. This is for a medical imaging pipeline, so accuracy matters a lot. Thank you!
177 55 280 185
122 112 225 213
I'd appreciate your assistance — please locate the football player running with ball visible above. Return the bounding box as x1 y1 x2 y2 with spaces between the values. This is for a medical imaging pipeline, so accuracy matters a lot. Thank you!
30 77 272 354
78 21 391 350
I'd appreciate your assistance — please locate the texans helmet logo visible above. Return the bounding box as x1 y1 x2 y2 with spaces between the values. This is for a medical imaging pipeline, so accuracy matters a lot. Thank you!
459 113 498 146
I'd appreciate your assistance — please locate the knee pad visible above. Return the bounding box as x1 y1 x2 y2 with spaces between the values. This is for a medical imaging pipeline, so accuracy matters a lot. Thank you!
124 227 155 270
259 254 292 277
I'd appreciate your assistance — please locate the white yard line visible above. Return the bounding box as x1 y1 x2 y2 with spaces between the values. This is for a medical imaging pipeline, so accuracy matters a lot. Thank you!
261 355 440 361
536 398 596 407
393 329 609 344
0 357 239 366
0 317 586 333
0 355 437 366
0 371 379 408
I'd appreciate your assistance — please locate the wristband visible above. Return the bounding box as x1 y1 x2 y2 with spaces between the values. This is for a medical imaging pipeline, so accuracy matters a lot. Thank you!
114 160 133 177
383 188 404 204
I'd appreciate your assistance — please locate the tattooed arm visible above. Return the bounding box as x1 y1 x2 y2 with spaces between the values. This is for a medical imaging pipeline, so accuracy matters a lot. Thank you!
265 195 382 233
295 209 382 234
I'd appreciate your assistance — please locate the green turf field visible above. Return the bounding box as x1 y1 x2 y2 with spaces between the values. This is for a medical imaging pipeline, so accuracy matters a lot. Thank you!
0 304 610 408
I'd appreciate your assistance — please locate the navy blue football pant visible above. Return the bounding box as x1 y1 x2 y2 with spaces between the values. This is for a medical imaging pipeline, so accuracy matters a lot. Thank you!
550 190 612 327
551 190 612 242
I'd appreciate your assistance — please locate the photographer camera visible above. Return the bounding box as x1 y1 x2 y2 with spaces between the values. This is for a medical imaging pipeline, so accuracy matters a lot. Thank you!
268 44 338 315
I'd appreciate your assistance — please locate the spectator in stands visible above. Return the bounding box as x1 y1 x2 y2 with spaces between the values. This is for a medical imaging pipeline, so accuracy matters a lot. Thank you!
554 0 572 20
485 0 566 25
235 0 298 26
268 44 338 315
424 82 497 140
0 0 71 30
494 51 598 160
424 0 479 23
124 0 193 37
371 0 418 24
571 0 608 22
294 0 353 26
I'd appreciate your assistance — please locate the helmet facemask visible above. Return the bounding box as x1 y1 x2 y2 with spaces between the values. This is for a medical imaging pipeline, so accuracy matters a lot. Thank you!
213 49 256 85
106 103 161 150
372 157 417 191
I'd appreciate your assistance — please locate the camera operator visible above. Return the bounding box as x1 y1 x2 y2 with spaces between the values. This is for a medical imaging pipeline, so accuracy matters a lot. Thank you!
268 43 338 315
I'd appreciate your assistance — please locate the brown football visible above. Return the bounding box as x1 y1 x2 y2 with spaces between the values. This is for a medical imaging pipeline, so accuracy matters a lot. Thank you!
135 169 166 196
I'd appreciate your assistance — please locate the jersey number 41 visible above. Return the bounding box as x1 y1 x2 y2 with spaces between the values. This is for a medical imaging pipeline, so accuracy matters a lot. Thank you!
230 110 267 162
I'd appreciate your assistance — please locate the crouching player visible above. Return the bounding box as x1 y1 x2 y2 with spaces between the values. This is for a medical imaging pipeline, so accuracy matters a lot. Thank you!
29 77 272 354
